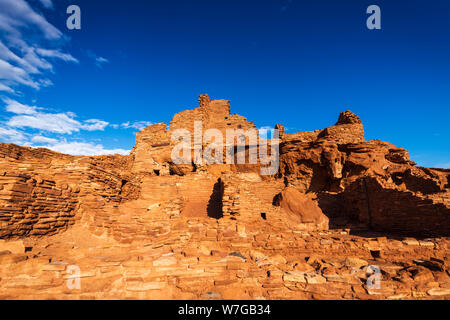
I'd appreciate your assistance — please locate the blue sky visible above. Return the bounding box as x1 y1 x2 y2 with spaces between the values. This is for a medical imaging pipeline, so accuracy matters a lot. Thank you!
0 0 449 167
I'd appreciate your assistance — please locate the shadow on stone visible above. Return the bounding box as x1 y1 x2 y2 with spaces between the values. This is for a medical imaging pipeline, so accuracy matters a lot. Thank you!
207 178 224 219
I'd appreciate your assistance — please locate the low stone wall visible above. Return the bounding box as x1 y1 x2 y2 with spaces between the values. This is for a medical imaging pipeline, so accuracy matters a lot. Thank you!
0 144 135 239
0 174 78 238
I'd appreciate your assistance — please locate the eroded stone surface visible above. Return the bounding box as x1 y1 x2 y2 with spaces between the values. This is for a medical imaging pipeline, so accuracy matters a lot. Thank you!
0 94 448 300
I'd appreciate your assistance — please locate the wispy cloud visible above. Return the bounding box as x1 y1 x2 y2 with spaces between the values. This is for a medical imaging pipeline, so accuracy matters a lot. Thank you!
86 51 110 68
32 140 129 156
3 98 39 114
4 98 109 134
0 58 40 89
35 48 78 63
0 0 76 93
0 126 27 145
0 1 135 156
119 121 153 131
31 135 58 144
38 0 53 10
0 98 145 156
0 0 61 39
0 83 14 93
95 56 109 67
0 120 130 156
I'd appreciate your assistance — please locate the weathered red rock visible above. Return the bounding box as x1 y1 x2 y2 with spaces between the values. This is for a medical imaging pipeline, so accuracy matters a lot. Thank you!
274 187 329 230
0 94 448 300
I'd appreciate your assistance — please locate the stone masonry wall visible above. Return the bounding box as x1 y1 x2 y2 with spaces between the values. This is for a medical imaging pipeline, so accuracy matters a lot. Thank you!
0 144 135 239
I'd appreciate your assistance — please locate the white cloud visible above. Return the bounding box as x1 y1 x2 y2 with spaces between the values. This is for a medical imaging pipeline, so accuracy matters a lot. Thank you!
0 40 34 72
121 121 153 131
4 98 109 134
28 135 129 156
96 57 108 63
0 0 76 92
0 99 154 157
82 119 109 131
86 51 109 68
38 0 53 9
0 126 130 157
43 141 129 156
35 48 78 63
3 98 38 114
0 98 150 157
0 127 129 156
96 56 109 66
31 135 57 144
0 126 27 144
7 113 82 134
0 1 131 157
7 112 109 134
0 0 61 40
0 83 14 93
0 58 39 89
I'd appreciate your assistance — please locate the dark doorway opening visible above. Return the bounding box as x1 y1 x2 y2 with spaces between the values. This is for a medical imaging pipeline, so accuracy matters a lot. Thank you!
207 179 224 219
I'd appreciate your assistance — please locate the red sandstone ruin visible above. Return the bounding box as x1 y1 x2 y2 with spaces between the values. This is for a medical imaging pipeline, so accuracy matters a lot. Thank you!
0 94 448 299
